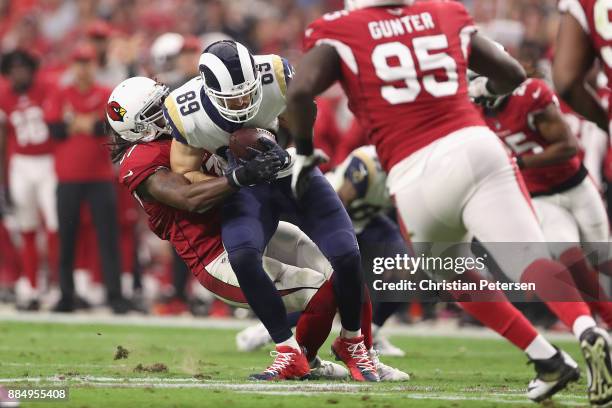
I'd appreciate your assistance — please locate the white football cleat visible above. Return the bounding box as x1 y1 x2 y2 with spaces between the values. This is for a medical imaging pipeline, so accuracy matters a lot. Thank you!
236 323 272 352
373 335 406 357
370 349 410 381
526 347 580 403
309 356 349 380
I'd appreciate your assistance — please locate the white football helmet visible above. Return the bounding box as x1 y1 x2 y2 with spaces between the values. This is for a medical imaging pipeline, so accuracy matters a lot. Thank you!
150 32 184 69
107 77 170 142
344 0 414 11
198 40 262 123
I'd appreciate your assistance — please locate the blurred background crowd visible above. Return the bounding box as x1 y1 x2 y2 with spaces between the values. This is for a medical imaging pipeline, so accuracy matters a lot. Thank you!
0 0 608 328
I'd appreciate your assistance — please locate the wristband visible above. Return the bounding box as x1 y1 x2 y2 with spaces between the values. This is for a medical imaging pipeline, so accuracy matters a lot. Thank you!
294 138 314 156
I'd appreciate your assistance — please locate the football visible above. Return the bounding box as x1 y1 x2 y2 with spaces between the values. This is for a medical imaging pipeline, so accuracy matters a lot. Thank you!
229 127 277 161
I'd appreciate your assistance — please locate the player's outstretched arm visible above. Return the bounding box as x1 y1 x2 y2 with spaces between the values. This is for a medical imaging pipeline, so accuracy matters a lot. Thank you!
469 34 526 95
139 169 234 213
286 45 338 198
520 104 579 169
286 44 340 154
553 13 608 133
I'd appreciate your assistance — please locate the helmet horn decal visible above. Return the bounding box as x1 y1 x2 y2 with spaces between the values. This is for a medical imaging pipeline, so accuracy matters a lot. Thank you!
107 101 127 122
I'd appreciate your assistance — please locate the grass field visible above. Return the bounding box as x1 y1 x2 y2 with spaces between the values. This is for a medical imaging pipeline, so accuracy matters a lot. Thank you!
0 320 591 407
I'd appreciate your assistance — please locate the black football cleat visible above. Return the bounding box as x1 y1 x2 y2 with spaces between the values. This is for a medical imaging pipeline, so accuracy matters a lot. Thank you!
527 346 580 402
581 328 612 407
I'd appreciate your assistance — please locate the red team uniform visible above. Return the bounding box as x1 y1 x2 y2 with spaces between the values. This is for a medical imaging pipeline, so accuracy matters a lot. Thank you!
46 84 114 183
304 2 485 172
559 0 612 189
301 1 601 288
303 4 603 391
0 77 58 297
117 139 226 297
482 76 612 291
0 79 56 156
481 78 587 196
303 1 544 251
559 0 612 124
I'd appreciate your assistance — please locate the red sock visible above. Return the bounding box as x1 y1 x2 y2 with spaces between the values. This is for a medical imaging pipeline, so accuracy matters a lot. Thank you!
296 279 337 362
521 258 592 329
451 270 538 350
560 247 612 327
46 231 59 284
21 231 38 289
361 288 373 350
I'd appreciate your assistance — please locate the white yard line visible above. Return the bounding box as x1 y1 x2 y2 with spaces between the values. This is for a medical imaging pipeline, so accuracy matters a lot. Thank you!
0 376 587 406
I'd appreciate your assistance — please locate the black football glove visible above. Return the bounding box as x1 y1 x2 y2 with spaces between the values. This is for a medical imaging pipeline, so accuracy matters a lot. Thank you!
225 150 283 188
256 137 291 170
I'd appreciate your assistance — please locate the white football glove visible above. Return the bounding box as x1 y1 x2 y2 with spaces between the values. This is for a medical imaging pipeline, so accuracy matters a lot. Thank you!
291 149 330 200
468 76 507 109
468 76 495 100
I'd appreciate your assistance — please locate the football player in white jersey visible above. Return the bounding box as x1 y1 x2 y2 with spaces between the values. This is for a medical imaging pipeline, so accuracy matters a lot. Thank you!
165 40 379 382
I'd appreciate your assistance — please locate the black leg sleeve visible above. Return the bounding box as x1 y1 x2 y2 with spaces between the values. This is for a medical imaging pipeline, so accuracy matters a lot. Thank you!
56 182 83 300
86 182 122 301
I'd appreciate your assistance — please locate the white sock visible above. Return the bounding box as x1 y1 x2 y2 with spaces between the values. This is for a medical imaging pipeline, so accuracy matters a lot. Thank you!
341 328 361 339
525 335 557 360
277 336 301 352
372 324 381 338
572 315 597 339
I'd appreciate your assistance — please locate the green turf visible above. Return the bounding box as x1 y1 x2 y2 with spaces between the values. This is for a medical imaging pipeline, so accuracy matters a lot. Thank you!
0 321 589 407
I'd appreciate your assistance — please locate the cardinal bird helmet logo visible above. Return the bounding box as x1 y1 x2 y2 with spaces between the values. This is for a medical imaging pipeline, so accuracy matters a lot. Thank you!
107 101 126 122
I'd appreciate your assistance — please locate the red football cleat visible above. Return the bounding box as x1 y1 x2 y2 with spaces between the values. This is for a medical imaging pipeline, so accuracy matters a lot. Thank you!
152 297 188 316
249 346 310 381
332 335 380 382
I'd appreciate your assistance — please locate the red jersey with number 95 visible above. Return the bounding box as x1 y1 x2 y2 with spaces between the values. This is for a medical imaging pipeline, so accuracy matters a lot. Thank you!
559 0 612 119
303 1 485 172
480 78 584 195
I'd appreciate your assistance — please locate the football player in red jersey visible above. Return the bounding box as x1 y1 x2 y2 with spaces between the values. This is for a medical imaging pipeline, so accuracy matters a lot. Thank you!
560 100 609 190
554 0 611 136
0 49 58 311
477 76 612 328
286 0 612 404
107 77 408 382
